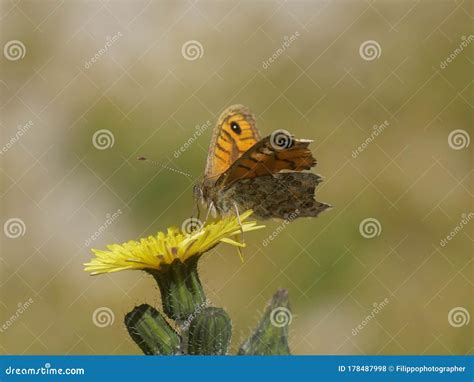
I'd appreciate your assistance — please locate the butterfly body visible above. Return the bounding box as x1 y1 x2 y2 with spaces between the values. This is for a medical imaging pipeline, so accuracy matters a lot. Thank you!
194 105 330 220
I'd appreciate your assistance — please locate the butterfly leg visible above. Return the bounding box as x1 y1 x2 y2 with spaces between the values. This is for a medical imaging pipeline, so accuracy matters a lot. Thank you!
191 200 201 223
204 201 214 224
233 203 244 235
233 203 245 262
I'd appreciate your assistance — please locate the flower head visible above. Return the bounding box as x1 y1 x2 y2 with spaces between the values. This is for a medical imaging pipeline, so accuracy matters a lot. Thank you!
84 210 264 275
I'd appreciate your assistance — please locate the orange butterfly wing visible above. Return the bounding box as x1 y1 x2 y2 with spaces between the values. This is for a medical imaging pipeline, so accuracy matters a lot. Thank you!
216 135 317 188
204 105 261 181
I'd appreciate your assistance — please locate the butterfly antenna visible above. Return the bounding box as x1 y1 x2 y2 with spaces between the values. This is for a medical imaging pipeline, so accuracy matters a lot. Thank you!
137 156 194 179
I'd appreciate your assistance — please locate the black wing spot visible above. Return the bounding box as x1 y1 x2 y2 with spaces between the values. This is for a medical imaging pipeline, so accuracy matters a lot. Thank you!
230 121 242 135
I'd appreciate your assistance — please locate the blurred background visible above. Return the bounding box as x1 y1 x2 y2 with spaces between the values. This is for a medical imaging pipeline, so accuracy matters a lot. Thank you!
1 0 472 355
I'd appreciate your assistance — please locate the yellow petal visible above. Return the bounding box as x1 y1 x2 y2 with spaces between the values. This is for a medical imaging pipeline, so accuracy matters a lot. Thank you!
219 237 246 247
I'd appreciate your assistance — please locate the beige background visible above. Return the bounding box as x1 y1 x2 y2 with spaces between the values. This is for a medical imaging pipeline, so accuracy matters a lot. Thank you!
1 0 472 355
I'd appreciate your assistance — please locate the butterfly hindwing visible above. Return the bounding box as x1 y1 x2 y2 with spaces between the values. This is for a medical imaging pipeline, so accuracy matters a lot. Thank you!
224 172 331 219
204 105 261 181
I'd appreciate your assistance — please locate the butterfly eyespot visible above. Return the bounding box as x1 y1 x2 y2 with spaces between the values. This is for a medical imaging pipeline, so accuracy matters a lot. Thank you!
230 121 242 135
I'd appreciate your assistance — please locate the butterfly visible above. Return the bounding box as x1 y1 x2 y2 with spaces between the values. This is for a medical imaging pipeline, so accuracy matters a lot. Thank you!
193 105 331 220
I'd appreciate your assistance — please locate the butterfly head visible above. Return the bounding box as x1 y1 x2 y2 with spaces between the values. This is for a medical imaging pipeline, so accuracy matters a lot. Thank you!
193 177 220 213
193 181 204 202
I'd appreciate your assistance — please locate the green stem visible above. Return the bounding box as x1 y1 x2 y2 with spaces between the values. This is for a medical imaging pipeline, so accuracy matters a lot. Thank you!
148 257 206 321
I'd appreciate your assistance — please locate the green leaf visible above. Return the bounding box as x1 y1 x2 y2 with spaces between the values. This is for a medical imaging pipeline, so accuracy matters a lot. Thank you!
238 289 292 355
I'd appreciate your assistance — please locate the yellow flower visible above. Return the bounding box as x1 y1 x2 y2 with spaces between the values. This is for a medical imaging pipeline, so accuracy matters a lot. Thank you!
84 210 264 275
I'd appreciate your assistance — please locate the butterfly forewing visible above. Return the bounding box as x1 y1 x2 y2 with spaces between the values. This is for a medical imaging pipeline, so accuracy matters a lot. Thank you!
216 136 317 188
204 105 261 181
